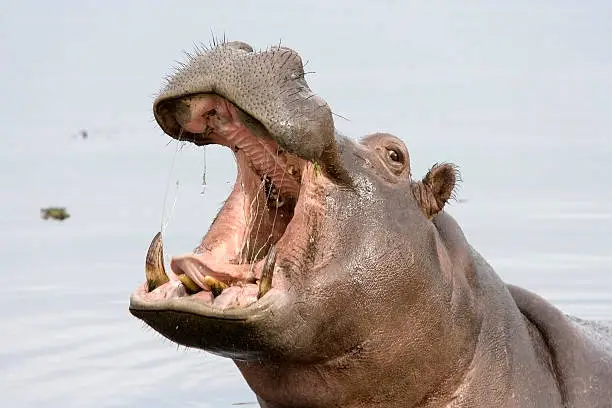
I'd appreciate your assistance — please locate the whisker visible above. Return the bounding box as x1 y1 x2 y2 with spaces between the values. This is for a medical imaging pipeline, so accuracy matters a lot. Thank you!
332 111 351 122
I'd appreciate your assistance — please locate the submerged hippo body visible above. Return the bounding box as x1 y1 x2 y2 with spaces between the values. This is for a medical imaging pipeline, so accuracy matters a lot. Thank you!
129 41 612 407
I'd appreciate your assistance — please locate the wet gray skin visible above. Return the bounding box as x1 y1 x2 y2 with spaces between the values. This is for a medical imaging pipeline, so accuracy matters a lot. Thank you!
130 41 612 408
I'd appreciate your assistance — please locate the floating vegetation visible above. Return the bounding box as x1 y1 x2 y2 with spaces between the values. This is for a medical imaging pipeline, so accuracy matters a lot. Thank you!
40 207 70 221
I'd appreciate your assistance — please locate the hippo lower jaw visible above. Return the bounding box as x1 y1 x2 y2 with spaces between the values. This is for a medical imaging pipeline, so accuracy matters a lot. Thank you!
130 93 326 326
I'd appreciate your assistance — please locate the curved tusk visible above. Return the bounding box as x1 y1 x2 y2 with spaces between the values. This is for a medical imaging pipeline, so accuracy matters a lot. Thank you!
145 232 170 292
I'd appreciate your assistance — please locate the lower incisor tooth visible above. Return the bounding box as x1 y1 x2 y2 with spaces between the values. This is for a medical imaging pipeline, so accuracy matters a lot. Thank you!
203 276 228 297
178 274 201 293
258 245 276 299
145 232 170 292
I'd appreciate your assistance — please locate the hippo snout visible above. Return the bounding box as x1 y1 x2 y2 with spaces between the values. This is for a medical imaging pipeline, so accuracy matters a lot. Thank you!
152 41 351 185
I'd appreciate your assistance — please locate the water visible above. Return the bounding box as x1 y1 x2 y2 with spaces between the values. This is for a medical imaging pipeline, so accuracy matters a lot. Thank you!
2 130 610 407
2 1 611 407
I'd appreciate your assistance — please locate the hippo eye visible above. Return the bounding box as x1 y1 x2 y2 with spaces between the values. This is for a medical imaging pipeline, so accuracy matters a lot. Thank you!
386 148 403 163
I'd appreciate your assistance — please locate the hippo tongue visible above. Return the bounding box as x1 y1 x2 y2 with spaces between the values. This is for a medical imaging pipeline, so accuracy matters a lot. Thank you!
170 243 276 303
170 252 257 288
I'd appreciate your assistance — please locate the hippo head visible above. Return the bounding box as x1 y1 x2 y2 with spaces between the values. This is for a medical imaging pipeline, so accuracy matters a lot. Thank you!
130 41 473 407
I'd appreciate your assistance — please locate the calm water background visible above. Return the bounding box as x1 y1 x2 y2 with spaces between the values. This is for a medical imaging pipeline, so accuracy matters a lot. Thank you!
2 1 611 406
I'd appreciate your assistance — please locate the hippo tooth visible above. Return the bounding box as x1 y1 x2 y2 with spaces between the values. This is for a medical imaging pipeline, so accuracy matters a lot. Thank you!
203 275 229 297
178 274 201 293
145 231 170 292
257 245 276 299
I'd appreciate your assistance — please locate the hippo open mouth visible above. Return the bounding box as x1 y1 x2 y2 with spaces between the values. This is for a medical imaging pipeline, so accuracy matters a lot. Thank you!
131 93 313 313
129 41 352 357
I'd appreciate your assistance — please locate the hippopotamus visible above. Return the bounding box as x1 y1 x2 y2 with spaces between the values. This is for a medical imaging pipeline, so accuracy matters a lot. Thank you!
129 41 612 407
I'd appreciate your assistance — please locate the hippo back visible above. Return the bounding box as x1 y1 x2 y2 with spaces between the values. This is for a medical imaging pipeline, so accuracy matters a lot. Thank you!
568 316 612 356
508 284 612 407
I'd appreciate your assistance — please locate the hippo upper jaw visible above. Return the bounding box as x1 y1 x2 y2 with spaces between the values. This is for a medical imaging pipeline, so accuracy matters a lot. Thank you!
152 41 351 186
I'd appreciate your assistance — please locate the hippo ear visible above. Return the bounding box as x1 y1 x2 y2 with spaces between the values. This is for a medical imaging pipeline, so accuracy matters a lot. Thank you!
411 163 460 218
224 41 254 53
